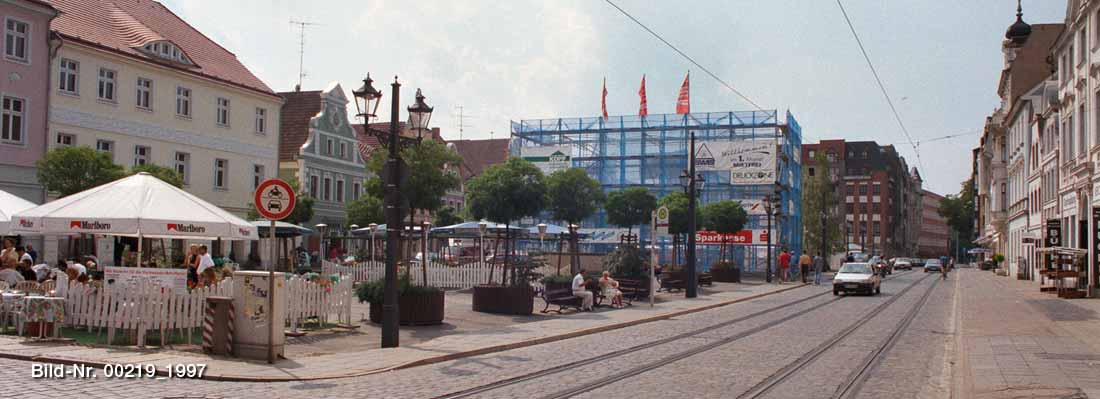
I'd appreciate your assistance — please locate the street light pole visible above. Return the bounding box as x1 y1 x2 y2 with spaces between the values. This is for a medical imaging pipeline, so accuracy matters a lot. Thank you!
686 129 698 298
381 78 402 348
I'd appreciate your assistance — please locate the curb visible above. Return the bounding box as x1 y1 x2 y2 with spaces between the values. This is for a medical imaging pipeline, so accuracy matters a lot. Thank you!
3 282 809 382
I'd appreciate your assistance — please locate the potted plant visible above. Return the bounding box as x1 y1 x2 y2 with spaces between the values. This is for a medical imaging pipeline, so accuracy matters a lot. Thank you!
466 158 548 315
601 245 650 298
357 275 445 325
540 273 574 292
709 261 741 283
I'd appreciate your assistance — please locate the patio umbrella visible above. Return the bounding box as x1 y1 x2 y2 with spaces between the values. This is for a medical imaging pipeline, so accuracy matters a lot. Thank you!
0 189 37 235
250 220 313 238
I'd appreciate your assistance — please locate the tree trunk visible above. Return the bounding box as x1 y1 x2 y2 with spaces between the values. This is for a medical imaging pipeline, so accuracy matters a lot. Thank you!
501 226 510 285
487 236 499 284
556 236 564 275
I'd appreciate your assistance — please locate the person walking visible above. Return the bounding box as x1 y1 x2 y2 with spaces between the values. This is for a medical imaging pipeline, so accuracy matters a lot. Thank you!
813 254 825 285
777 249 791 284
799 251 812 284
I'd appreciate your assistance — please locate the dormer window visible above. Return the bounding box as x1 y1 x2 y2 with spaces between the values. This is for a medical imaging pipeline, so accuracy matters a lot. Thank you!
140 41 192 65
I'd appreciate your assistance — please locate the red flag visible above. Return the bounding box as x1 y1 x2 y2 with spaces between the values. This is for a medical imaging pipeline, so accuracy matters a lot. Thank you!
638 75 648 116
602 78 609 120
676 72 690 114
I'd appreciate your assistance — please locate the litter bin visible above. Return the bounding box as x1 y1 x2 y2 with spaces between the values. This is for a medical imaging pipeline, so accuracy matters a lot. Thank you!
203 296 234 355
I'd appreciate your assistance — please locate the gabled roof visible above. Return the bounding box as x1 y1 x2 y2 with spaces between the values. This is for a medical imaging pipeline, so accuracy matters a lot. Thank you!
48 0 276 97
449 139 511 180
278 90 323 162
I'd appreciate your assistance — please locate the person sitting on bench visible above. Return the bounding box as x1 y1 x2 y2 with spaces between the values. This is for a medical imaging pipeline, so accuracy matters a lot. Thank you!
572 272 594 311
600 271 625 308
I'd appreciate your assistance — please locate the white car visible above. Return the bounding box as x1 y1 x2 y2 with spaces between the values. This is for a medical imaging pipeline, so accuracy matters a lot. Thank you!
833 262 882 296
895 259 913 270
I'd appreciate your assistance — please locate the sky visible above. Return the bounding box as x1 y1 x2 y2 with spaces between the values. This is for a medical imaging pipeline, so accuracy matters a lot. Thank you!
162 0 1068 196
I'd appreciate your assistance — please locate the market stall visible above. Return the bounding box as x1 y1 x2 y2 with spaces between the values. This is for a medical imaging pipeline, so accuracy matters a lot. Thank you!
1036 247 1087 298
0 189 37 235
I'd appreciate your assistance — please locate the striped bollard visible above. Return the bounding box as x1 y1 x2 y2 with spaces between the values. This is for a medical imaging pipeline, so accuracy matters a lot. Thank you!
202 303 215 353
226 301 235 355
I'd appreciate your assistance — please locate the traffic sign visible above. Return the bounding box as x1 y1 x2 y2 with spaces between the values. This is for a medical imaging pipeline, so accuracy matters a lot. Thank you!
655 206 670 236
254 179 296 220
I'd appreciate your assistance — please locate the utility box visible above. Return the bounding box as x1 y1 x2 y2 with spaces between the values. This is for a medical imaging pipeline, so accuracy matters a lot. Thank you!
203 296 234 355
232 271 286 361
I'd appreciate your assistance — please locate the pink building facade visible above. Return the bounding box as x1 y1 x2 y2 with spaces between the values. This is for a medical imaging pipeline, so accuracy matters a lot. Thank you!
0 0 57 203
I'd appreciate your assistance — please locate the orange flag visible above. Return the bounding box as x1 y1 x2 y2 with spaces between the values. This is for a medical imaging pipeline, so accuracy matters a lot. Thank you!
639 75 648 116
676 72 690 114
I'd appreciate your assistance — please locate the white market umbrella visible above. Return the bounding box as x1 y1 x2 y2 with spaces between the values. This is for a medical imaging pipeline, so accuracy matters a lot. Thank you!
11 172 257 240
0 189 37 235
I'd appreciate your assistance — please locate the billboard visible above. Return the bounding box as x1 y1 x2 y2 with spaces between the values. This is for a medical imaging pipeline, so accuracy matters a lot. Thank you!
694 140 776 184
520 145 572 175
695 229 773 245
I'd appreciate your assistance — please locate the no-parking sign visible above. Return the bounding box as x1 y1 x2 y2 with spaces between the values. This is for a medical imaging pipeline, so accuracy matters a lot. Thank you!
254 179 296 221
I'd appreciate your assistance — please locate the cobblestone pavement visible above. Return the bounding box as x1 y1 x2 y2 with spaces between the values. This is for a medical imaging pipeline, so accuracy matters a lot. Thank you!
15 269 1096 398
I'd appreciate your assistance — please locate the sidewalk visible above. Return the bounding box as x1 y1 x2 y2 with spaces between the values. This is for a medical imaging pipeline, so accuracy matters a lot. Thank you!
952 269 1100 398
0 279 806 382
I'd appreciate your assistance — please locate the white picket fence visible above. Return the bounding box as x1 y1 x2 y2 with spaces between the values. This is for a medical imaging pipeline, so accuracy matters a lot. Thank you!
323 260 497 289
57 274 232 347
284 277 353 331
56 273 355 347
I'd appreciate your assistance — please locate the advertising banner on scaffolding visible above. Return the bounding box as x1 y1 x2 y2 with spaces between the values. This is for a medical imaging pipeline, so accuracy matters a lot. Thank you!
693 140 776 184
695 229 774 245
735 199 767 216
520 145 572 175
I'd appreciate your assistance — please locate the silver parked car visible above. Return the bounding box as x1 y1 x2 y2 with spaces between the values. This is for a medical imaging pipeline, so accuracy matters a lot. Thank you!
924 258 943 272
833 262 882 296
895 258 913 270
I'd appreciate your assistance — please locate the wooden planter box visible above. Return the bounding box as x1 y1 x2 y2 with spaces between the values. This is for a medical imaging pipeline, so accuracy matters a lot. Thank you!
710 267 740 283
369 290 445 326
472 285 534 315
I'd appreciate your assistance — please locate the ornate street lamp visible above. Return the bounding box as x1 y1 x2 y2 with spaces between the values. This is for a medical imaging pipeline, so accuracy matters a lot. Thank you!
367 223 378 264
678 167 705 298
349 224 359 257
315 223 328 262
353 74 433 349
763 193 781 283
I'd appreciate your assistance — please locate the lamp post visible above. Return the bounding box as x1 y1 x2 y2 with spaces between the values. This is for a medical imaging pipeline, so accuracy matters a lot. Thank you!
353 74 433 348
568 223 580 274
368 223 378 264
679 167 705 298
763 193 781 283
537 223 547 253
478 221 488 265
316 223 328 263
349 224 359 259
421 220 431 282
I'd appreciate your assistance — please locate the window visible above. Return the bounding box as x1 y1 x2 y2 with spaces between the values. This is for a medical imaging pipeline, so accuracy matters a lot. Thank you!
252 164 264 190
1 96 24 144
846 184 854 196
807 167 815 177
872 202 880 212
4 18 29 62
140 41 192 65
352 182 361 200
58 59 78 94
309 175 319 198
808 150 815 159
136 78 152 109
97 68 116 101
859 203 868 213
323 177 332 201
1079 30 1087 64
872 222 880 236
55 133 74 146
858 184 868 195
846 203 854 214
216 97 230 126
133 145 149 166
95 139 113 154
339 142 347 159
254 108 266 134
176 87 191 117
325 138 333 155
872 183 881 195
336 179 345 203
174 152 190 185
214 159 227 189
1080 104 1088 156
827 152 837 162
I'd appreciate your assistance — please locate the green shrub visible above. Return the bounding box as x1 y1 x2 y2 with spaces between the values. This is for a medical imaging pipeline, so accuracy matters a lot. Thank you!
602 246 648 279
355 275 443 304
540 274 574 285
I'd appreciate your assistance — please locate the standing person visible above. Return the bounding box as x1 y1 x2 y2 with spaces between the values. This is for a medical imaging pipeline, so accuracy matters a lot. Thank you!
571 271 594 311
0 238 17 269
799 251 812 283
777 249 791 284
813 254 825 285
184 245 199 289
25 244 37 263
197 245 216 285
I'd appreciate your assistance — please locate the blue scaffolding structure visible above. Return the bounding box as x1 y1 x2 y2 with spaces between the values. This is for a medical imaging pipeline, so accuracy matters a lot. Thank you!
510 110 803 273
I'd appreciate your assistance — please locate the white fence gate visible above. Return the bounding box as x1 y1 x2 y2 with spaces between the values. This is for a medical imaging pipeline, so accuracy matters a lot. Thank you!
322 260 497 289
284 277 353 330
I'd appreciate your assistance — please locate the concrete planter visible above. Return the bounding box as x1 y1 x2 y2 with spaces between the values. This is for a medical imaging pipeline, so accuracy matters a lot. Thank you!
472 285 534 315
368 290 445 326
710 267 741 283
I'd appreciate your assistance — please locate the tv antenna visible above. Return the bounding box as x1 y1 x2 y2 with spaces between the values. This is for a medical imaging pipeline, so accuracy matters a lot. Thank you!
453 106 476 140
289 20 322 90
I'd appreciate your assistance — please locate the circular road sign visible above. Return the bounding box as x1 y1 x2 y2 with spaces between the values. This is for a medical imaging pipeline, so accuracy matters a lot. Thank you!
254 179 296 220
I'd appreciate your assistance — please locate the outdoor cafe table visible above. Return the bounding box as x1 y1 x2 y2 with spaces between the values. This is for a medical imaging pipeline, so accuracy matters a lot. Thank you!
0 292 24 332
21 295 64 338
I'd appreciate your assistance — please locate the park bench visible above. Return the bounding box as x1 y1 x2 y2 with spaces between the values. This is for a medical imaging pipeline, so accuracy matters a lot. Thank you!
699 272 713 287
541 286 584 313
660 273 686 292
615 278 648 305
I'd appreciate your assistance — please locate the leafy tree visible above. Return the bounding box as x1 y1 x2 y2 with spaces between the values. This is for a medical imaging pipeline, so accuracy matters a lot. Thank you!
247 178 314 225
701 200 748 264
36 146 125 196
346 195 384 228
605 187 657 237
364 177 384 199
466 158 547 284
367 140 462 222
938 178 976 257
432 206 463 227
658 191 701 264
130 163 183 188
546 168 604 273
801 151 844 260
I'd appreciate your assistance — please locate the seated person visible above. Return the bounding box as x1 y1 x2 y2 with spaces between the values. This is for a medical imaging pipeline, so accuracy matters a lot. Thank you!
571 272 594 311
32 263 53 282
17 260 36 282
0 265 25 286
599 271 625 308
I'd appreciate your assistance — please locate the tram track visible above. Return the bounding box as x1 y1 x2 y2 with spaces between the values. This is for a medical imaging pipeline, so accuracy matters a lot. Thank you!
435 272 922 399
736 273 938 399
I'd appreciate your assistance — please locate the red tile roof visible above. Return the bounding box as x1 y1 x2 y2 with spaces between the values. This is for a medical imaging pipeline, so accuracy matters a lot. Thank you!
47 0 276 97
277 90 323 161
449 139 511 180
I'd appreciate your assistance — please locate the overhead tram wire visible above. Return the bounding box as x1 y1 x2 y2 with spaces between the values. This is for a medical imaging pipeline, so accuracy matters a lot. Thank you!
835 0 924 171
603 0 766 113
